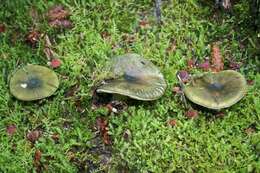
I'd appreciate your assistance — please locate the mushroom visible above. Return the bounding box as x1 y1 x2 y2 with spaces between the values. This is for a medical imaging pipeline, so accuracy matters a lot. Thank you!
183 70 247 109
9 64 59 101
96 53 167 101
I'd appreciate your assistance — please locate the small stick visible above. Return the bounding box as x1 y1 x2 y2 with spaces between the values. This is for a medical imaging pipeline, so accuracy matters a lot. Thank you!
177 74 188 109
3 66 8 85
155 0 162 25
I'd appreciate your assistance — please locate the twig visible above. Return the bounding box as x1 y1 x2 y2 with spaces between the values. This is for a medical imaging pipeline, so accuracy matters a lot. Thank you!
155 0 162 26
177 74 188 109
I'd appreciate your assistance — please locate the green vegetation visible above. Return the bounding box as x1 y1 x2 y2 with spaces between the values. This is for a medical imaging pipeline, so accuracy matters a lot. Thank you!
0 0 259 172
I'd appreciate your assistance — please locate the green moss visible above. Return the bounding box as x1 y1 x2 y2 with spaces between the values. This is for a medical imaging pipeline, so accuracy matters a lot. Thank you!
0 0 259 172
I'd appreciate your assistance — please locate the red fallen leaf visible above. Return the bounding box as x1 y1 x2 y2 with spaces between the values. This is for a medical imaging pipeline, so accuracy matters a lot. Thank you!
33 149 42 173
229 61 241 70
49 58 61 68
172 86 182 94
47 5 70 21
6 124 16 136
34 149 42 163
247 80 254 85
187 59 195 68
198 58 210 71
26 30 41 47
49 19 73 29
185 109 198 119
177 70 190 83
26 130 42 143
211 43 224 72
96 117 111 145
0 23 5 33
167 119 177 127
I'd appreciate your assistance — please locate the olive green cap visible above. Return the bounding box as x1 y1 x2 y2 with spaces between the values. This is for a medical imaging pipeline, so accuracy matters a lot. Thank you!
9 64 59 101
183 70 247 109
96 53 167 100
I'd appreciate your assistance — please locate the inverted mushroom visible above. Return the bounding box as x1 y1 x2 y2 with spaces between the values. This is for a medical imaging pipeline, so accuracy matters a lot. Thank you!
183 70 247 110
9 64 59 101
96 53 167 101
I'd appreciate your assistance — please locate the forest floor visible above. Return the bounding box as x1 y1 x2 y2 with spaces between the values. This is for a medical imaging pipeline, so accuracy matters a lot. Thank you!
0 0 259 172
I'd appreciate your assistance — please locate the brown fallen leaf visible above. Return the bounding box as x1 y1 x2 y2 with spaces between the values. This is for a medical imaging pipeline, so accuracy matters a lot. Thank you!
65 84 80 97
26 130 42 143
139 19 150 29
166 39 177 53
51 133 60 143
96 117 111 145
211 43 224 72
33 149 42 173
44 47 55 60
26 29 41 47
245 127 256 135
101 31 111 40
185 108 198 119
6 124 16 136
106 101 127 114
34 149 42 163
74 99 85 113
43 35 56 60
47 5 70 21
177 70 190 83
0 23 5 33
49 19 73 29
123 129 131 141
247 80 254 85
172 86 182 94
187 59 195 68
167 119 177 127
122 34 136 44
215 112 225 118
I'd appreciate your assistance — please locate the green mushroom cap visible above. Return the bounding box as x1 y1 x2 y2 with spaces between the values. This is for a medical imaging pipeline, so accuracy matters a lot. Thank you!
96 53 167 101
9 64 59 101
183 70 247 109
